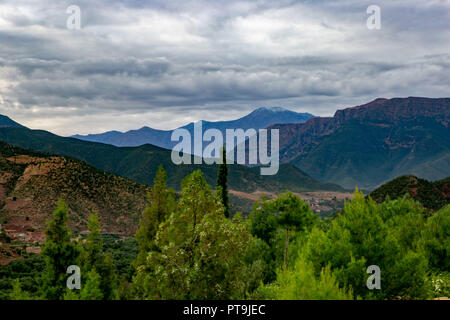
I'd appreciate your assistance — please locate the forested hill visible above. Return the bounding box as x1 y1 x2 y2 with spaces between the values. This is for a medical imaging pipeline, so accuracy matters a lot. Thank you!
0 141 150 242
0 126 344 194
369 175 450 211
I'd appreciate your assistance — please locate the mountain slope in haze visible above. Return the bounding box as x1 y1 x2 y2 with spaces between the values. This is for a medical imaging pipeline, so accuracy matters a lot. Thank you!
0 125 344 195
72 130 121 144
269 97 450 190
0 141 151 242
369 175 450 211
0 115 24 128
72 107 314 149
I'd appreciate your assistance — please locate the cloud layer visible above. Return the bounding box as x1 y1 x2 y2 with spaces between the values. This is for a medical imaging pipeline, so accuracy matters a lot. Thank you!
0 0 449 135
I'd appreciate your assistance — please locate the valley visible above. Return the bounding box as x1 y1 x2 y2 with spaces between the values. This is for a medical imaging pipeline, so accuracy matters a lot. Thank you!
229 189 354 217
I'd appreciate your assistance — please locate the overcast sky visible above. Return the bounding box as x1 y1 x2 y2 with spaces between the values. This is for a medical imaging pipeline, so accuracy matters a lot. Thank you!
0 0 449 135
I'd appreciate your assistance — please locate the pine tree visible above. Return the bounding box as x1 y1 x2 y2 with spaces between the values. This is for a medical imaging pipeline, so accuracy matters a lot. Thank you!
81 213 116 300
63 290 79 300
83 214 102 269
253 192 318 271
216 146 230 218
274 192 318 270
9 279 31 300
255 257 353 300
135 165 175 266
40 198 80 300
79 269 103 300
135 170 253 299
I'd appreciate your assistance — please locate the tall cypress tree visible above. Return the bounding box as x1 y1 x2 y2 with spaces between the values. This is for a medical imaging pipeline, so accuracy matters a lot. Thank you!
216 146 230 218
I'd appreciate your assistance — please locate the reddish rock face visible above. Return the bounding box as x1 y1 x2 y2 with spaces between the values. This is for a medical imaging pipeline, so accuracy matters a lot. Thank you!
0 144 151 245
268 97 450 189
333 97 450 124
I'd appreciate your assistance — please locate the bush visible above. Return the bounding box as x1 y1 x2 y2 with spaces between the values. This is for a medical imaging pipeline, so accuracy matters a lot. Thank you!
254 256 353 300
304 192 431 299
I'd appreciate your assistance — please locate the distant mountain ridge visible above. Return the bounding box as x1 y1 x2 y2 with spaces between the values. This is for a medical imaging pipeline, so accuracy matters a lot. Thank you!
72 107 314 149
269 97 450 189
0 125 343 196
0 115 24 128
2 97 448 192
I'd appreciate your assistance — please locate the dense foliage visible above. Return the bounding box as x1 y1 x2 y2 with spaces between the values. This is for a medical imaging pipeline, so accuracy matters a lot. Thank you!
0 167 448 300
133 170 254 299
216 147 230 218
39 199 80 300
370 175 449 211
134 165 175 267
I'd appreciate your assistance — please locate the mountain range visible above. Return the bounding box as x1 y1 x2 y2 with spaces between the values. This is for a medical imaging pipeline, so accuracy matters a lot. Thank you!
71 107 314 149
0 123 342 195
0 97 448 194
269 97 450 189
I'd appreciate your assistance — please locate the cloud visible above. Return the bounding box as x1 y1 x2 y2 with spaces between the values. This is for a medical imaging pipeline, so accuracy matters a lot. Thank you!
0 0 449 135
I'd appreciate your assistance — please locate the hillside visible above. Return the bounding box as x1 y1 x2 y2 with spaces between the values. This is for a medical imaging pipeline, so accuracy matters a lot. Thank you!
0 126 344 195
369 175 450 211
72 107 314 149
0 115 24 128
0 141 151 246
269 97 450 189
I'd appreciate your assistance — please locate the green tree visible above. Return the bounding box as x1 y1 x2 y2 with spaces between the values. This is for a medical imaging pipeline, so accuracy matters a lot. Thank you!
40 198 80 300
243 237 276 287
248 197 279 283
378 196 427 252
9 279 31 300
260 192 318 270
275 192 317 270
81 213 117 300
305 192 431 299
255 257 353 300
420 204 450 272
135 165 175 267
249 196 279 245
216 146 230 218
386 251 430 299
79 269 103 300
83 214 102 269
135 170 253 299
248 193 318 281
63 290 79 300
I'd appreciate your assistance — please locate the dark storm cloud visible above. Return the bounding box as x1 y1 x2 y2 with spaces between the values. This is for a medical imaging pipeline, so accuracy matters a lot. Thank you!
0 58 62 76
0 0 449 135
72 58 170 77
